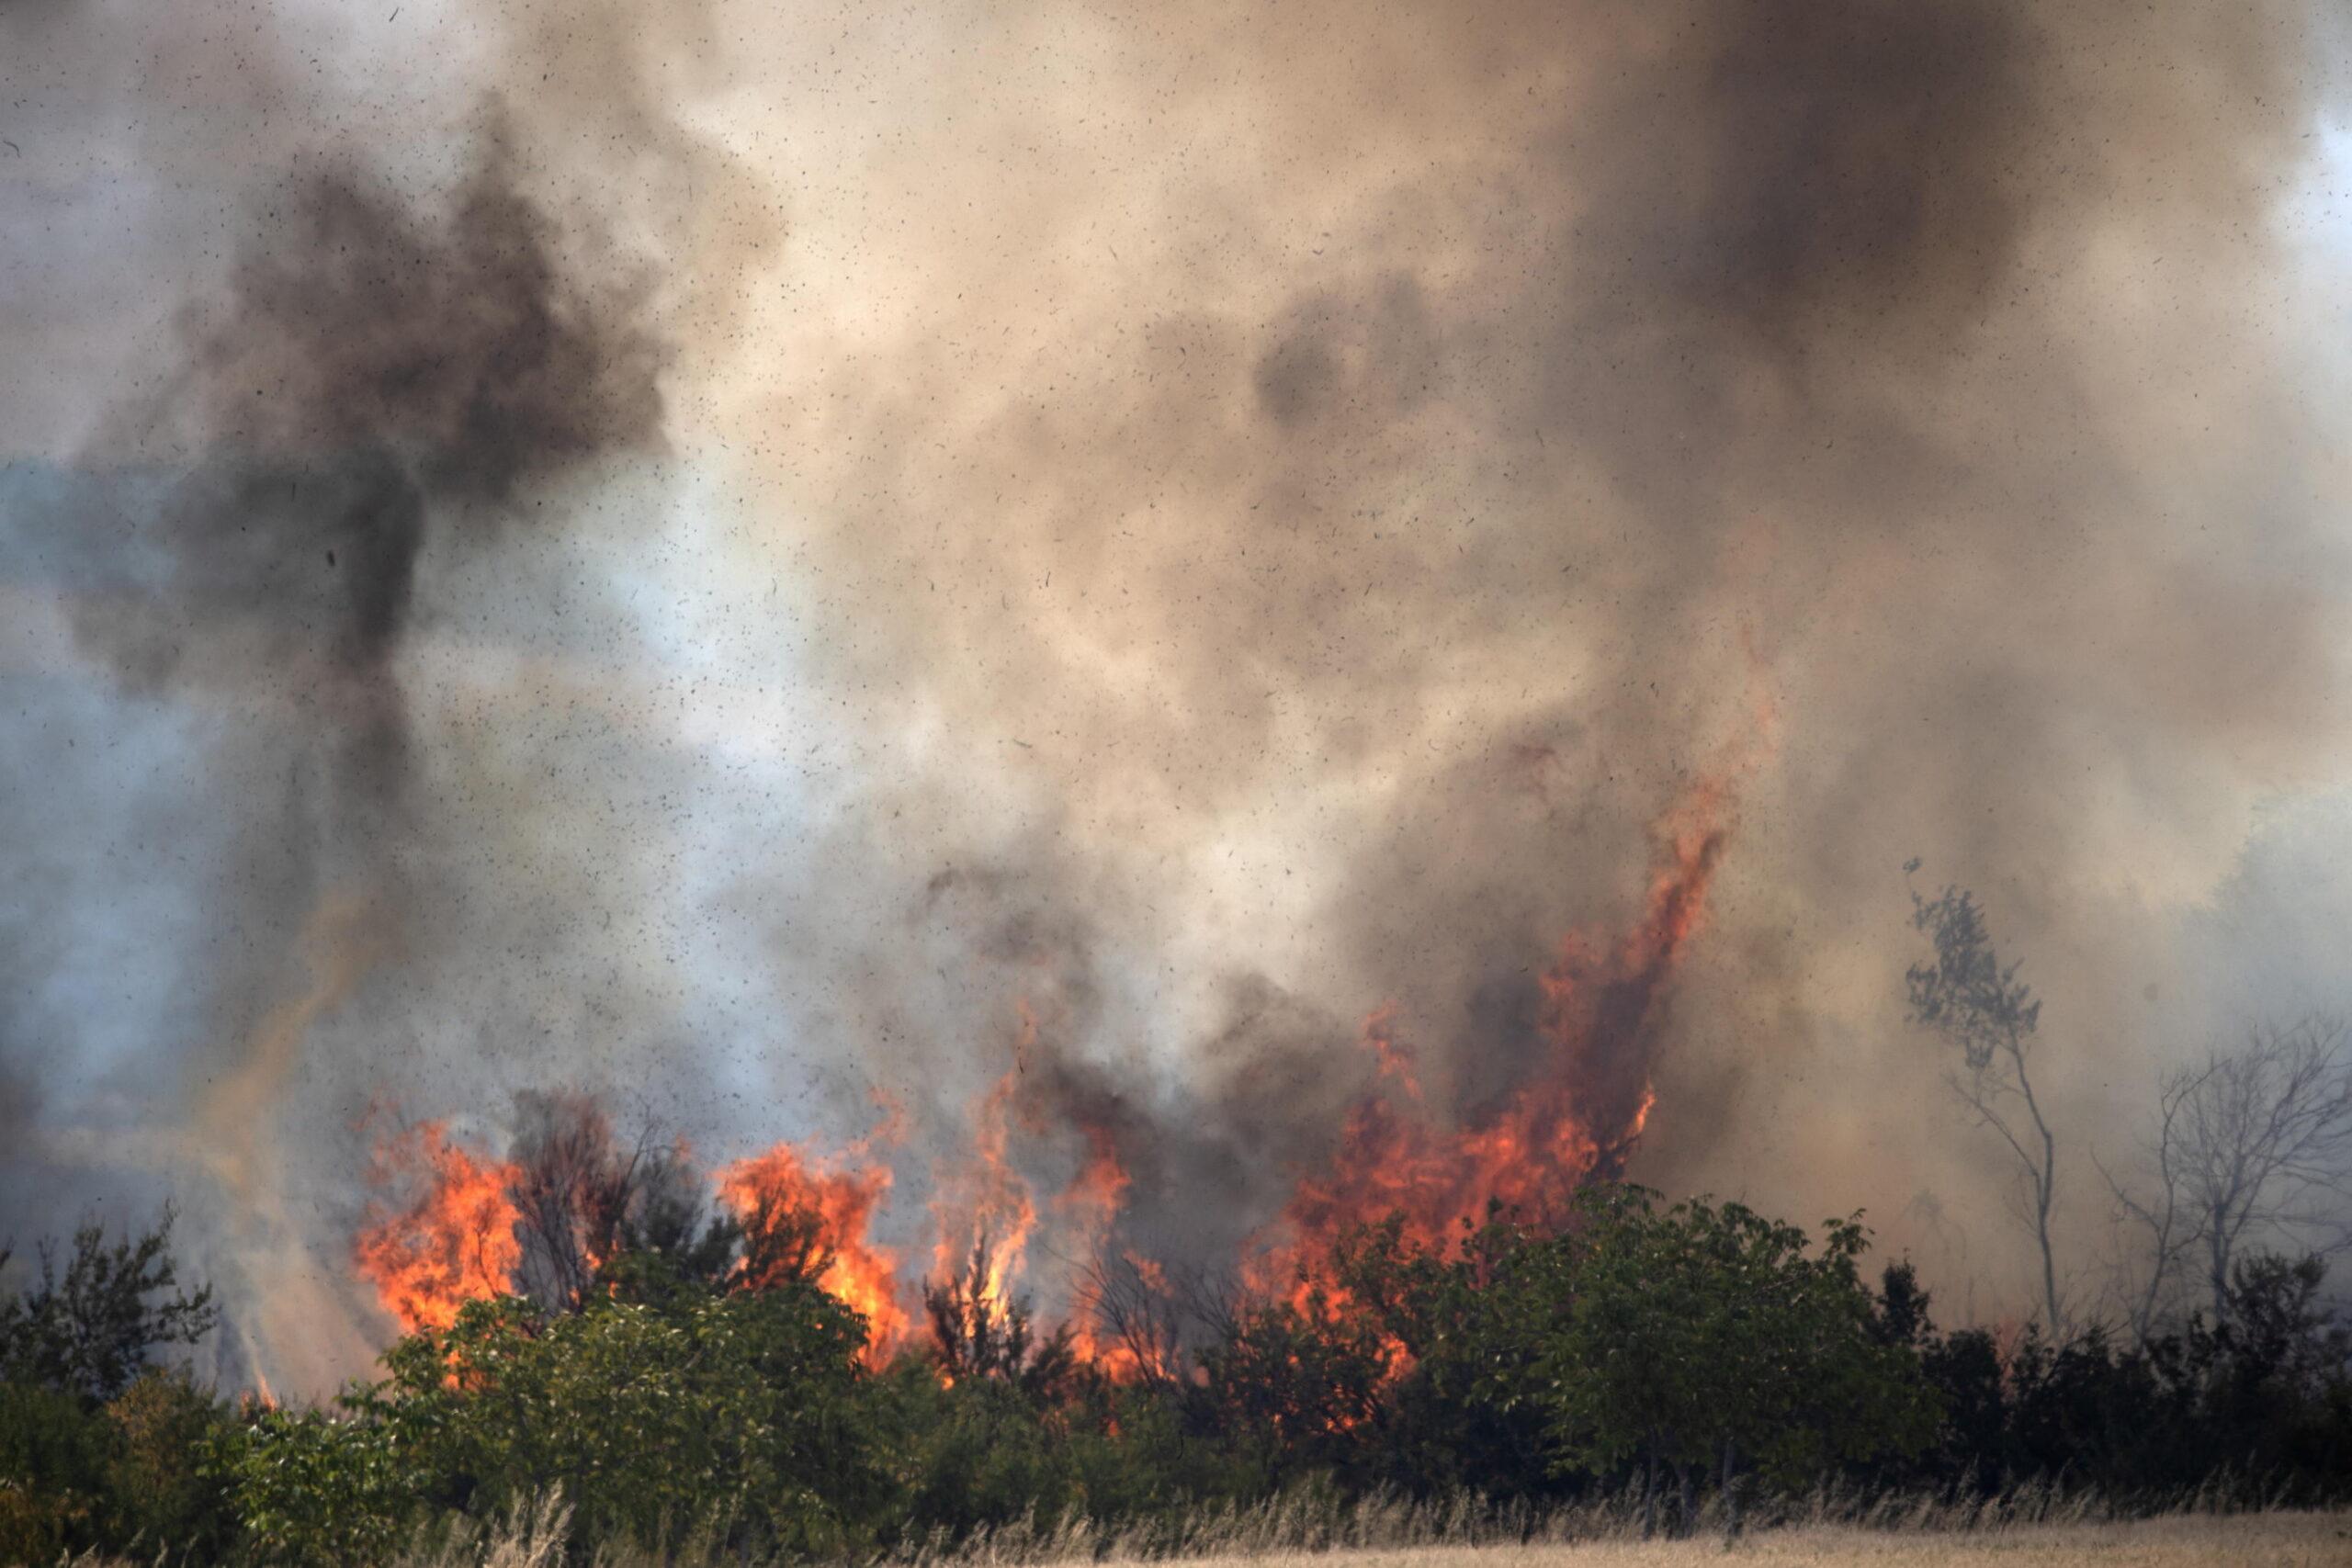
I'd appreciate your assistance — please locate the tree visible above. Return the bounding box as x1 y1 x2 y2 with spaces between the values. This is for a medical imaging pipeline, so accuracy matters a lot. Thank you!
1188 1276 1393 1491
223 1279 885 1563
2175 1020 2352 1320
1071 1247 1192 1393
2099 1018 2352 1337
922 1235 1079 1402
1329 1212 1564 1502
0 1206 218 1403
1534 1188 1935 1536
506 1091 736 1313
2099 1064 2201 1347
1905 872 2065 1331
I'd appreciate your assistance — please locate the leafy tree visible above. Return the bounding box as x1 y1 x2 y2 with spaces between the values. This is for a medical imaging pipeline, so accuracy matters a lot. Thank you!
104 1368 238 1558
209 1400 417 1567
1329 1213 1566 1502
1877 1247 2352 1502
1905 873 2066 1331
223 1271 886 1562
1535 1188 1936 1534
0 1368 237 1563
0 1379 112 1562
0 1206 218 1403
1188 1280 1392 1492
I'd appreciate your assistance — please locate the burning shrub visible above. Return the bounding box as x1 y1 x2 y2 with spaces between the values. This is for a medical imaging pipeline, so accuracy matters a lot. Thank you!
1324 1213 1568 1501
1188 1280 1395 1491
924 1234 1081 1402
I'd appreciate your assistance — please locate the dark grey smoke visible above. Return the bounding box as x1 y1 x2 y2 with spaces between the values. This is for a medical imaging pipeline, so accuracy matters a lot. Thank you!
76 136 666 687
0 86 673 1385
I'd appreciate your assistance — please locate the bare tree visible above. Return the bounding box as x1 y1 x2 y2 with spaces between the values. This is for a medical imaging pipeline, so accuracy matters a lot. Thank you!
1904 869 2065 1331
1073 1246 1193 1389
508 1090 734 1311
511 1092 642 1310
2097 1066 2201 1346
2173 1017 2352 1319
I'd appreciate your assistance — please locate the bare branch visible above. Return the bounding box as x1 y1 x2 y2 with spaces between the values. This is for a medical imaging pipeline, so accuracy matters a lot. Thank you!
2170 1016 2352 1319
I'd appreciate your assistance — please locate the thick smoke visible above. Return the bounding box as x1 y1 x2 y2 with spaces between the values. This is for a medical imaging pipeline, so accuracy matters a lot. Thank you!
711 0 2351 1292
56 133 669 847
1 1 684 1388
3 0 2348 1392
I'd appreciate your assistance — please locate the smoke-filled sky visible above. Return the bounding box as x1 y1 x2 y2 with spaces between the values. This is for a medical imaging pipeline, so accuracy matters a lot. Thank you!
3 0 2350 1395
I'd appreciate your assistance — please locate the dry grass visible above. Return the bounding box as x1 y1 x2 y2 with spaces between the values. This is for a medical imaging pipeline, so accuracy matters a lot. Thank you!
459 1495 2352 1568
877 1483 2345 1568
68 1495 2352 1568
519 1501 2352 1568
1161 1516 2352 1567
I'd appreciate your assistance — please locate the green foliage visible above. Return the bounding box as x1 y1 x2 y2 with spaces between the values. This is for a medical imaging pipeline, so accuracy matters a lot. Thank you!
0 1206 219 1402
15 1185 2352 1563
1881 1248 2352 1501
1188 1282 1392 1491
1905 885 2041 1075
878 1362 1085 1536
0 1378 112 1562
225 1280 886 1562
0 1208 236 1561
1902 875 2064 1333
0 1368 239 1562
1532 1189 1937 1490
1329 1212 1605 1502
209 1401 417 1567
106 1368 241 1557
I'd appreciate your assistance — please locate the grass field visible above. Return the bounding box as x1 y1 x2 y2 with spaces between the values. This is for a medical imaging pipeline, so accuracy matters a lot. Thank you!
396 1505 2352 1568
169 1499 2345 1568
1159 1517 2352 1567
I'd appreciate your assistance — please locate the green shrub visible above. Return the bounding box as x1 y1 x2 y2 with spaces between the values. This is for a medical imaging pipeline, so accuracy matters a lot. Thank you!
224 1276 885 1562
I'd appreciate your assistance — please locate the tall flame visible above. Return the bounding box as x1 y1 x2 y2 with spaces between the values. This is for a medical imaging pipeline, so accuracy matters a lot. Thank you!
353 1121 522 1334
1057 1122 1148 1379
1247 777 1729 1304
927 1061 1041 1314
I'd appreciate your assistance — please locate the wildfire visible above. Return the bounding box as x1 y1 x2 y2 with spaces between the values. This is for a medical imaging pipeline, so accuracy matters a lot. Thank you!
1057 1129 1152 1381
717 1138 909 1365
337 773 1739 1391
926 1063 1041 1318
1246 781 1728 1308
353 1121 522 1334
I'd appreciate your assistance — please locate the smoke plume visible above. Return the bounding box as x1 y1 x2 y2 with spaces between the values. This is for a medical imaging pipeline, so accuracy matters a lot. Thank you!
3 0 2348 1392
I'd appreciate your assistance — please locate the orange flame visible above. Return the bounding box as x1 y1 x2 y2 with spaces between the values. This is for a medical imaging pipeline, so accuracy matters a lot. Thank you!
353 1121 522 1334
1057 1127 1154 1381
928 1062 1041 1315
1246 778 1729 1310
717 1138 909 1365
340 770 1744 1395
